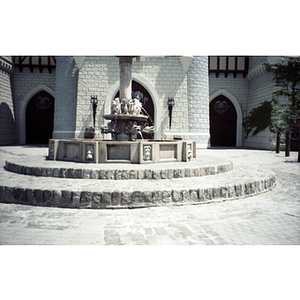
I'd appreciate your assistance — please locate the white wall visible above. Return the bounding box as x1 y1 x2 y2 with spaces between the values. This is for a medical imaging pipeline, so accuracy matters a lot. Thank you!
244 57 280 149
74 56 190 140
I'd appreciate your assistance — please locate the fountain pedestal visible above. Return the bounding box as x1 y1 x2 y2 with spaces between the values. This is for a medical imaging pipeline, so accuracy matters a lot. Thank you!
102 114 148 141
48 138 195 164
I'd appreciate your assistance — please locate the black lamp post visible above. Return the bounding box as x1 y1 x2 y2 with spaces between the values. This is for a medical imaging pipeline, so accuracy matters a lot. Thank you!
91 95 98 128
168 98 175 129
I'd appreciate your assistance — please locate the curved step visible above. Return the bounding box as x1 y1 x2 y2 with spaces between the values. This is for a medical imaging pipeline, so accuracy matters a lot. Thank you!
0 163 276 209
4 155 233 180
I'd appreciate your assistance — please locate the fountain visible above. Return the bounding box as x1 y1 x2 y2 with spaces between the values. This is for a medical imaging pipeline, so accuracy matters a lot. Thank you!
48 56 196 164
0 56 277 210
101 93 152 141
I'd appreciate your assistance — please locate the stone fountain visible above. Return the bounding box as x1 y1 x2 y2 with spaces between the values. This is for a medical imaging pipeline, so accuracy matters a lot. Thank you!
101 93 152 141
48 56 196 164
0 56 277 211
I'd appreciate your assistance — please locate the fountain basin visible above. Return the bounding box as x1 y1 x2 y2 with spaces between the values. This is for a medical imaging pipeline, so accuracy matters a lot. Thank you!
48 139 196 164
102 114 148 121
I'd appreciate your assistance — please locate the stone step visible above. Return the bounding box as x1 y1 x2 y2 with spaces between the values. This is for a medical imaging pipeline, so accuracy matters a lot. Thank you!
4 155 233 180
0 162 276 209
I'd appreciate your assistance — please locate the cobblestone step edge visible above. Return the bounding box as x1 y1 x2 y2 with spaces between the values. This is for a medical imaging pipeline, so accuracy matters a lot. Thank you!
4 160 233 180
0 174 276 209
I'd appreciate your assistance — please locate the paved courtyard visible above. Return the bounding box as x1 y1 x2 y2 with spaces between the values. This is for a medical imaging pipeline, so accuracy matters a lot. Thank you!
0 146 299 245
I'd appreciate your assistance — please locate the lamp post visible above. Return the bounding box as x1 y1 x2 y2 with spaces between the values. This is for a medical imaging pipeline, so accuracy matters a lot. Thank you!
91 95 98 128
168 98 175 129
84 95 98 139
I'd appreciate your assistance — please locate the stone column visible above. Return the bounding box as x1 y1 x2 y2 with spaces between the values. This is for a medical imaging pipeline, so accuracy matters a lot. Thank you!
53 56 78 139
0 56 16 145
187 56 210 148
119 57 133 101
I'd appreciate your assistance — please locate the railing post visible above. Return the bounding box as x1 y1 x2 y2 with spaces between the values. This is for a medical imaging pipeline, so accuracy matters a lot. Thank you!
285 131 290 157
276 131 280 154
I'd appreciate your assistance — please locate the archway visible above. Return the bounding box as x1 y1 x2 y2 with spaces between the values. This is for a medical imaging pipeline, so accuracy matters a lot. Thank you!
209 89 243 146
25 90 55 144
19 84 55 144
210 95 237 147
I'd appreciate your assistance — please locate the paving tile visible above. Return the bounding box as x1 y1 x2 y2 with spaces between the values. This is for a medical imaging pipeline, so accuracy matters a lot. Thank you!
0 148 299 245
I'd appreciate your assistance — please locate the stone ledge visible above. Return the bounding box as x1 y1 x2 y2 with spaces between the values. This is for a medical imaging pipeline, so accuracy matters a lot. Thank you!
0 147 276 209
0 176 275 209
4 159 233 180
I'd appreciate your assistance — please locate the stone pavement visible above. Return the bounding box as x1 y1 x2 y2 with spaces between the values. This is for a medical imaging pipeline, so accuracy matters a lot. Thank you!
0 146 299 245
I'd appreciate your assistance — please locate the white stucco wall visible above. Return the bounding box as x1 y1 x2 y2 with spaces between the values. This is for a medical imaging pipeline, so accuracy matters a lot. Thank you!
74 56 191 140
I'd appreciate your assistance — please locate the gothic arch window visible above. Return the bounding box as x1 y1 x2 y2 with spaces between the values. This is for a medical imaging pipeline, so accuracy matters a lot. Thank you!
209 95 237 147
26 90 55 144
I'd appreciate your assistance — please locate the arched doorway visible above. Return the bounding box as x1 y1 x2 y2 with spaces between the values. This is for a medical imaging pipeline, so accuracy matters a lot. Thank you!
210 95 237 146
114 80 154 139
26 90 55 144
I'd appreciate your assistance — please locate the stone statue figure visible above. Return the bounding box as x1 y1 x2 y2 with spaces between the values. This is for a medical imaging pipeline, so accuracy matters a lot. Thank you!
143 145 151 161
125 121 141 136
111 94 143 116
121 98 129 114
132 94 142 116
128 98 134 114
101 121 121 139
132 91 148 106
100 124 110 134
111 98 121 114
132 97 142 115
142 125 154 134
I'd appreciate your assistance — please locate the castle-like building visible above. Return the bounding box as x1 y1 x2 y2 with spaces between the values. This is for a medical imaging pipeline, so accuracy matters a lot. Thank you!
0 55 284 149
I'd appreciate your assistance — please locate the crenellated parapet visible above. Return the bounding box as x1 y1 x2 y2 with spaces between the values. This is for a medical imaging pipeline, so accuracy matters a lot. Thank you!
247 56 284 81
0 56 13 74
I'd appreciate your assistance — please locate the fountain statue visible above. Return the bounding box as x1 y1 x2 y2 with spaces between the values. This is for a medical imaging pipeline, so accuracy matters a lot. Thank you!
101 94 154 140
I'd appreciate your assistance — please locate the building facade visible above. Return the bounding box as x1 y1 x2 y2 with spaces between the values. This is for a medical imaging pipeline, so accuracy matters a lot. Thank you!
0 55 284 149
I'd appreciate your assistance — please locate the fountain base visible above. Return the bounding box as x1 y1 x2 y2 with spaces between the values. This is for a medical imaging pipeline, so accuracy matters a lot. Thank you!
101 114 150 141
48 139 196 164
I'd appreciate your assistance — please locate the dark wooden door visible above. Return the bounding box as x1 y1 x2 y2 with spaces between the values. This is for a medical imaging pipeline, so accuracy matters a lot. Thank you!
210 95 237 147
26 91 54 144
